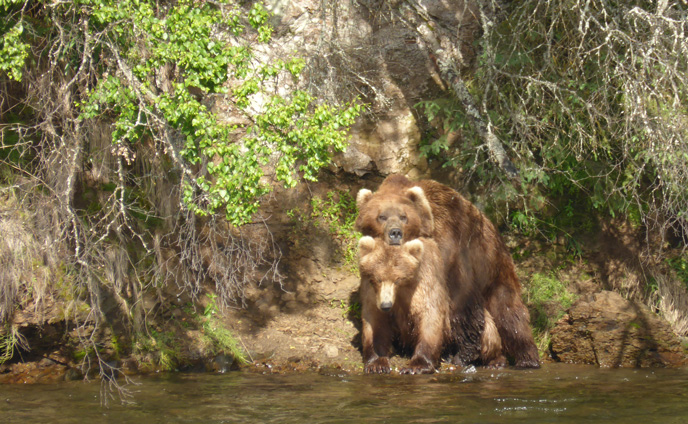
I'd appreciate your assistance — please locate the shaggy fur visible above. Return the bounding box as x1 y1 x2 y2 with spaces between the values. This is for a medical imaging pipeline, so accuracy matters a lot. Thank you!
358 236 504 374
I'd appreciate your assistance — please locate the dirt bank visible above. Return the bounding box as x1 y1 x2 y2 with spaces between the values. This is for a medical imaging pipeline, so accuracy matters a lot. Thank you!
2 179 688 385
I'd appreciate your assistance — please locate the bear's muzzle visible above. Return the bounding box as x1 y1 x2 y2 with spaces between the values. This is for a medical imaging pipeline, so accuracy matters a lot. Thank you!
378 281 395 312
385 226 403 245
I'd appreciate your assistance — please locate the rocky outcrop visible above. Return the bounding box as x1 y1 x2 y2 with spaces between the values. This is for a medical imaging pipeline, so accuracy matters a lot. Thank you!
260 0 481 178
550 290 688 367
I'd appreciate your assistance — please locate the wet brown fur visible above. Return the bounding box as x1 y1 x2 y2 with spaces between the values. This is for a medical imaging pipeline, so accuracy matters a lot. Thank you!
356 175 539 368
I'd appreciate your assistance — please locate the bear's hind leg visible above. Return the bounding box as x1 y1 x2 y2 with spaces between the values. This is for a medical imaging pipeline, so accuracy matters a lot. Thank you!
449 293 484 367
488 285 540 368
481 309 506 369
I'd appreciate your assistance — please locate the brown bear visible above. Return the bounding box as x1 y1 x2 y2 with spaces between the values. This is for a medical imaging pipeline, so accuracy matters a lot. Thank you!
358 236 504 374
356 174 539 368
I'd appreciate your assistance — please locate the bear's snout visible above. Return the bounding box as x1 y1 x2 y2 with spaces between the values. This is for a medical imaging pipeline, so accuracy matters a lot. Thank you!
386 227 403 245
378 281 396 312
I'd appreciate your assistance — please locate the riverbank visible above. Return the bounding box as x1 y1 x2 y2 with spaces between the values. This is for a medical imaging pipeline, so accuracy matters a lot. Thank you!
3 224 687 386
2 172 688 385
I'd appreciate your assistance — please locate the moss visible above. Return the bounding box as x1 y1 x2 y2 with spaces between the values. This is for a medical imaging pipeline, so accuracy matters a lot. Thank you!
133 329 182 371
72 346 94 363
668 255 688 289
524 272 577 357
200 294 247 364
288 190 360 271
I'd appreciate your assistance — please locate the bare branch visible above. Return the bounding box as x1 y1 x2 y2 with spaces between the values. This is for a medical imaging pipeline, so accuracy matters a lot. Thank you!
398 0 520 179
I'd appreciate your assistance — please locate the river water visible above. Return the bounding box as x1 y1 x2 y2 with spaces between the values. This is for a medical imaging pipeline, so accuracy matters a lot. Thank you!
2 364 688 423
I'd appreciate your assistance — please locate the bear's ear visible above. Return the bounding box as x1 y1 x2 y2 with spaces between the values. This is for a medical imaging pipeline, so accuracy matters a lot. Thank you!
403 238 424 261
406 187 434 235
358 236 376 259
356 189 373 210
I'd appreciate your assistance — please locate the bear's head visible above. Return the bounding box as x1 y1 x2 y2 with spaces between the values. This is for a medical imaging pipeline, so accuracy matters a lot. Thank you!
355 185 434 245
358 236 424 312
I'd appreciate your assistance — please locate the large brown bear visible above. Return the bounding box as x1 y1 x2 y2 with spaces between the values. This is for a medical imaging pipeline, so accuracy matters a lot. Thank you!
358 236 503 374
356 175 539 368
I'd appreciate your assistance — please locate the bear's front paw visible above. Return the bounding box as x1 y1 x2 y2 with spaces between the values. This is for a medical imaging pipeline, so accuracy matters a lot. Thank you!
484 355 507 369
451 353 468 367
514 357 541 369
400 357 435 375
365 357 391 374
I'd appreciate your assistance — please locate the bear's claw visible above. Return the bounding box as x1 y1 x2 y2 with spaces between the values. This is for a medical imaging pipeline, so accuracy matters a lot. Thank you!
484 355 507 369
400 357 435 375
365 357 391 374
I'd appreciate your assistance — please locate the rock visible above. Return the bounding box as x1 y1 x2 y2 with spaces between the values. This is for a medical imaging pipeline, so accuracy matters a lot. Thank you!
283 300 299 311
345 111 428 177
256 301 272 315
323 344 339 358
38 357 55 368
281 292 296 302
318 365 348 377
330 275 360 300
550 290 688 367
338 145 373 176
296 291 310 304
260 0 481 178
64 367 84 381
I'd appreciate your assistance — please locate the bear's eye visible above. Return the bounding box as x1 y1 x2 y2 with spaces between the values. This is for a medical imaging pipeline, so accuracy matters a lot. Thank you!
400 215 408 223
378 215 387 222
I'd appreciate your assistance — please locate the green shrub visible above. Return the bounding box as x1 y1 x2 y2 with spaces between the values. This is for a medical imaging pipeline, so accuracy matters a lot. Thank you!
418 0 688 245
525 272 577 354
201 294 247 364
668 255 688 289
289 190 360 269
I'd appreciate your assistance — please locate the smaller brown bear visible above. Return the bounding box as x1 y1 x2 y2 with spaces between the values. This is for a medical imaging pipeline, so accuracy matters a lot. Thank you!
358 236 503 374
